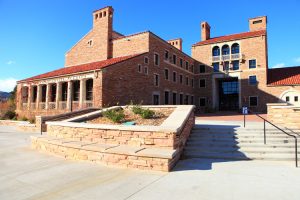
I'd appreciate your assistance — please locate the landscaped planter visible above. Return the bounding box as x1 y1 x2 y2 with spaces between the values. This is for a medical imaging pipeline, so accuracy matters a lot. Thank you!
32 105 195 171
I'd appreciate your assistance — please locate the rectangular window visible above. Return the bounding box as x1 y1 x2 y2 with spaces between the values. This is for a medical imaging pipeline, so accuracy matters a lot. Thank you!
180 74 183 84
172 92 177 105
144 57 149 64
138 64 142 73
249 75 257 85
154 53 159 66
199 65 205 73
180 58 183 68
191 79 194 88
185 95 189 105
295 96 299 102
179 94 183 105
185 61 189 70
164 91 169 105
249 59 257 69
232 60 239 70
213 62 219 72
286 96 290 102
199 79 206 88
173 72 177 82
164 68 169 80
153 94 159 105
253 20 262 24
249 96 258 107
173 54 177 65
154 74 159 86
185 76 189 86
223 61 230 71
191 96 194 104
164 50 169 60
199 97 206 107
144 66 148 74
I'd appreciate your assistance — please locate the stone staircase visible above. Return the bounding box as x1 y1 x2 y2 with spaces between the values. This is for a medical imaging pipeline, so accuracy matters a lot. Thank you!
183 124 300 161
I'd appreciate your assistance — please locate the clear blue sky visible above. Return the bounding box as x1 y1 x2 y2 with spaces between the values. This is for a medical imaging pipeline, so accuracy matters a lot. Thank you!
1 0 300 92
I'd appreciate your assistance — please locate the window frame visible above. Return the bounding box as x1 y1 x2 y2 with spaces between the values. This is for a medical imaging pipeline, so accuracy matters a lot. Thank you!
154 73 159 87
249 96 258 107
173 71 177 83
249 75 257 86
199 79 206 88
199 65 206 73
249 59 257 69
199 97 206 107
164 68 169 80
154 53 160 66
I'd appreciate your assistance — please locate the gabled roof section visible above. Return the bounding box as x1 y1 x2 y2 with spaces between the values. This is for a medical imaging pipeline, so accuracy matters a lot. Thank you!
19 53 145 83
268 66 300 86
193 30 266 46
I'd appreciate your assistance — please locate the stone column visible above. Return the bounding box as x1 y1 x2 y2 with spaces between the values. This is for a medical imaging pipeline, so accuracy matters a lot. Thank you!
27 85 32 110
67 81 73 111
36 84 41 110
79 79 86 108
56 82 61 110
45 83 50 110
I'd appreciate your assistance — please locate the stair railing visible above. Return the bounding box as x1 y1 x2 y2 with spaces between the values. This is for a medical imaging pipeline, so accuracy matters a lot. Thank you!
244 109 298 167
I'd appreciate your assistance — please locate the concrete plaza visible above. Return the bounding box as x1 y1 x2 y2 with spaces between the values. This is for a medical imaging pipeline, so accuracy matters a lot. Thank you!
0 125 299 200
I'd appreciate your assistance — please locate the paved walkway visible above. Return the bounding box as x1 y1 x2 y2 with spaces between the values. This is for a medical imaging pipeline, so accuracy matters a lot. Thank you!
1 125 300 200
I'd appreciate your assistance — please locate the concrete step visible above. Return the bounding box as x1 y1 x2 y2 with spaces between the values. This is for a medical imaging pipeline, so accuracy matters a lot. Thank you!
187 137 295 144
184 146 296 154
189 133 293 139
183 151 297 161
191 130 300 135
186 141 296 148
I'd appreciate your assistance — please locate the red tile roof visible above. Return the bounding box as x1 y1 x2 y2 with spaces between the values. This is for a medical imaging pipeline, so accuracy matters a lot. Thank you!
19 53 144 83
268 66 300 86
193 30 266 46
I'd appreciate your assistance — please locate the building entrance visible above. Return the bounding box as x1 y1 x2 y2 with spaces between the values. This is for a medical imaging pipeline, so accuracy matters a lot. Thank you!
219 79 239 111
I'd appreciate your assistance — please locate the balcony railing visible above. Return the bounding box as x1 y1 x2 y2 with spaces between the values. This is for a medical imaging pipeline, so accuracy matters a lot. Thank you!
221 54 230 61
59 101 67 110
212 56 220 62
48 102 56 110
22 103 28 110
31 103 36 109
39 102 46 110
211 53 245 62
72 101 80 110
83 101 93 108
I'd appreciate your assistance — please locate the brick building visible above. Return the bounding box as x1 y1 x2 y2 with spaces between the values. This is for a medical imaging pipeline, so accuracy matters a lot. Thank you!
16 6 300 119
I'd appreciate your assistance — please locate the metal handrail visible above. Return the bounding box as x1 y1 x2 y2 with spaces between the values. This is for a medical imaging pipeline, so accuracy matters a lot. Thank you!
244 109 298 167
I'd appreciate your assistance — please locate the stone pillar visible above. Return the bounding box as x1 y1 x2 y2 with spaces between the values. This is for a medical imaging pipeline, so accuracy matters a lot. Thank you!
36 84 41 110
79 79 86 108
27 85 32 110
56 82 61 110
67 81 73 111
45 83 50 109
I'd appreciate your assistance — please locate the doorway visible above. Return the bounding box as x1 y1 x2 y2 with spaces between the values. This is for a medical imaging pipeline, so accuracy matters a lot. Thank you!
219 79 239 111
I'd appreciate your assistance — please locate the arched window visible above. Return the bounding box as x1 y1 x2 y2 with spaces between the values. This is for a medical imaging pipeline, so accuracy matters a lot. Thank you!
222 45 230 55
231 43 240 54
212 46 220 56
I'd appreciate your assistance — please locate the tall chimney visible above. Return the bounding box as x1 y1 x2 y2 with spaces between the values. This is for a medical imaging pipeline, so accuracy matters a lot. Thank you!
201 22 210 41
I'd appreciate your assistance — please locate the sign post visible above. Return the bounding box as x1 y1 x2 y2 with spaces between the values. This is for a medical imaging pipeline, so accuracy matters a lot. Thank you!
242 106 248 127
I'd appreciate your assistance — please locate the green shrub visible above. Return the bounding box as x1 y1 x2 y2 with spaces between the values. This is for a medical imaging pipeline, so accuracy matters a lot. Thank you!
140 109 155 119
19 116 28 121
3 110 16 120
132 105 143 115
102 109 125 123
29 118 36 124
